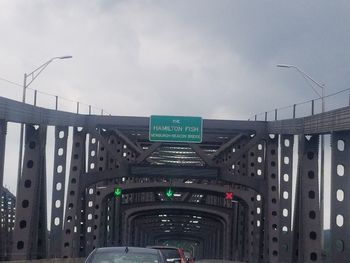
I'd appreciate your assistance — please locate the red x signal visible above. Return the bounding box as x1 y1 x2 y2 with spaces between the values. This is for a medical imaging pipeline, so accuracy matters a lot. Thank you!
225 192 233 200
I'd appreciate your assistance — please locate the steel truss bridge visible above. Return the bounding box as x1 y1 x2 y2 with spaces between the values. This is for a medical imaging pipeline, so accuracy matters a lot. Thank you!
0 95 350 262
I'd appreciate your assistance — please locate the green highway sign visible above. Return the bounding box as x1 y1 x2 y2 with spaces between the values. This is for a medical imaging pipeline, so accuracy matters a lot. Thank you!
149 115 202 143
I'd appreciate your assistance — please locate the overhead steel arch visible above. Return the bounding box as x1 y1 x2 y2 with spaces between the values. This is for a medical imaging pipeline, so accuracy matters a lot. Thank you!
79 168 265 193
121 202 232 259
128 211 223 251
89 180 256 208
90 179 257 259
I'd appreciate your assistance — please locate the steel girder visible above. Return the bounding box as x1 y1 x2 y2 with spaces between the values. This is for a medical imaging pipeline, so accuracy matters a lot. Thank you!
49 126 68 258
278 135 294 263
264 134 280 263
330 131 350 261
292 135 322 263
81 181 254 206
11 125 48 260
4 95 350 135
0 120 6 203
0 120 6 260
83 132 99 255
3 96 347 262
65 124 264 262
61 127 86 258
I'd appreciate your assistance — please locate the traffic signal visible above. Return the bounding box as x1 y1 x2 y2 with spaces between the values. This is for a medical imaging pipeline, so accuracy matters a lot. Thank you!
225 192 233 200
165 188 174 198
114 187 122 197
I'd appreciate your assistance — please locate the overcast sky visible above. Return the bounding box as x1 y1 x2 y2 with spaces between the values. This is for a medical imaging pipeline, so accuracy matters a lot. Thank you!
1 0 350 228
1 1 350 118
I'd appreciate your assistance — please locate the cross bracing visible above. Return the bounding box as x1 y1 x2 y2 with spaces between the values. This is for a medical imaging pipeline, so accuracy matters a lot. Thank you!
0 95 350 262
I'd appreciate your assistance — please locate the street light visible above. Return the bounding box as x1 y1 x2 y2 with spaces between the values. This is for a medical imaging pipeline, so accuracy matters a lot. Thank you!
17 56 72 191
22 56 73 96
277 63 326 246
277 64 325 110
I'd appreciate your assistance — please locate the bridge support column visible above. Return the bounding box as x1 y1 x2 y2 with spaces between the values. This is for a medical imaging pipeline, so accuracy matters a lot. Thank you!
209 233 213 259
264 135 280 263
106 198 114 246
224 213 232 260
230 203 237 260
84 133 99 255
133 225 139 246
11 125 48 260
251 195 263 263
113 196 122 246
247 204 254 263
279 135 294 263
122 210 128 245
0 120 7 260
0 120 6 200
236 203 246 261
211 231 216 259
216 227 221 259
138 230 144 247
100 198 108 247
330 131 350 261
92 135 110 250
247 144 264 263
293 135 322 262
62 128 86 258
49 126 68 258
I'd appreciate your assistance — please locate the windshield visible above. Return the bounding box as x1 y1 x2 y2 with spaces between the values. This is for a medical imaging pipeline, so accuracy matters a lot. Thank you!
91 252 159 263
157 249 180 259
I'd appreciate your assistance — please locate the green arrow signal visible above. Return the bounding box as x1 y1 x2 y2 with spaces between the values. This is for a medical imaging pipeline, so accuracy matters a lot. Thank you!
114 187 122 197
165 188 174 198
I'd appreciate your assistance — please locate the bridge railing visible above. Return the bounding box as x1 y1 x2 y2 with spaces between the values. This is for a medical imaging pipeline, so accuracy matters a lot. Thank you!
0 78 111 116
249 87 350 121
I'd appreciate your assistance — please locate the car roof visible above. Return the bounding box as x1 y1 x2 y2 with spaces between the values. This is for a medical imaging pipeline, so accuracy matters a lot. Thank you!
94 246 160 254
149 246 181 250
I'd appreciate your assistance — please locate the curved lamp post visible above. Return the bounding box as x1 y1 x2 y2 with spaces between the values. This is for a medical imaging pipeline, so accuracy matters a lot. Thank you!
17 56 72 191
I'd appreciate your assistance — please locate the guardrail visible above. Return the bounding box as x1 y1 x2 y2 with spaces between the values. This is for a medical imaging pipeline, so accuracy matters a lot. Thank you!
249 87 350 121
0 77 111 116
